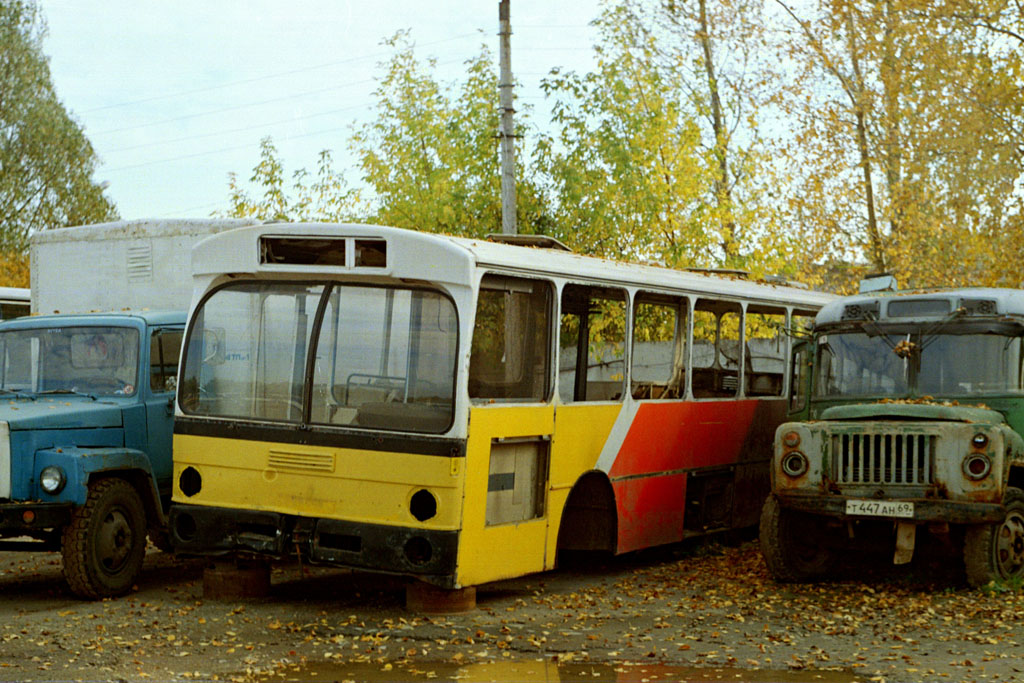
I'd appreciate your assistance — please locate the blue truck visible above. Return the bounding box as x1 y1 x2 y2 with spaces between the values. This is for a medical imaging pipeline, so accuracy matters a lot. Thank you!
0 310 184 598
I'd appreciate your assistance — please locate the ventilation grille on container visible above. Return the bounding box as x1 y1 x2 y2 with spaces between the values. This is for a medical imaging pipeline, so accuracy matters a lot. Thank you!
267 451 335 473
830 433 935 484
126 243 153 281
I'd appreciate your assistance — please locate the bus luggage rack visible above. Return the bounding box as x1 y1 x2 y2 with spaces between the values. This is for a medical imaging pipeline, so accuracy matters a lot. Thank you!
830 432 936 484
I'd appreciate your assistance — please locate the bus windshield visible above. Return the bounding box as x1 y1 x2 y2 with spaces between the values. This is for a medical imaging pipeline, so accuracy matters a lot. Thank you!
0 326 139 396
179 281 458 433
815 331 1024 399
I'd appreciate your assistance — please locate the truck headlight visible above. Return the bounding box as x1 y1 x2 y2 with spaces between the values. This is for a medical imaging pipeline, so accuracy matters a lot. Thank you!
963 453 991 481
781 451 809 478
40 466 66 494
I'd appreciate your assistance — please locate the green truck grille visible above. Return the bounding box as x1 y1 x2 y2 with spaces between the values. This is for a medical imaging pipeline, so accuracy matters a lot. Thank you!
830 433 936 485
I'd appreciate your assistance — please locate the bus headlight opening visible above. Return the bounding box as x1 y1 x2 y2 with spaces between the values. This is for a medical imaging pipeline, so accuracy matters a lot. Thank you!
963 454 991 481
781 452 809 478
179 467 202 497
410 489 438 522
39 466 66 494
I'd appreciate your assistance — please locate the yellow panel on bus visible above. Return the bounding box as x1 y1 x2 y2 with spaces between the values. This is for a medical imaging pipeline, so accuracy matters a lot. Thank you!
173 433 463 530
453 403 625 586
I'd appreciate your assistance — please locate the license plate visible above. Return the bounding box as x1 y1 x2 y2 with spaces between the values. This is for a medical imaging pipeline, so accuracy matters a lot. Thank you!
845 499 914 519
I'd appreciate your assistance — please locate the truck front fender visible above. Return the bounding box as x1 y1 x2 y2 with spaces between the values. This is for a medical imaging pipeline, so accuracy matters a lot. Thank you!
32 447 163 524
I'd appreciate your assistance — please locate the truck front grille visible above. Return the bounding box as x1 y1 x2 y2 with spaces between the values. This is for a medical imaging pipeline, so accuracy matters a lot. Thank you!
830 433 935 485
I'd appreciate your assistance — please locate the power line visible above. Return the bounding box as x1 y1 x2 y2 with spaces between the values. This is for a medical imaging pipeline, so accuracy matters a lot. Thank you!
79 25 593 117
101 123 355 173
101 102 369 154
79 32 482 115
89 51 476 138
89 78 375 136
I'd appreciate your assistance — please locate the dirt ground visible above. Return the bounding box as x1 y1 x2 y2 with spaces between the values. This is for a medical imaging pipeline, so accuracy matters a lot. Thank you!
1 536 1022 683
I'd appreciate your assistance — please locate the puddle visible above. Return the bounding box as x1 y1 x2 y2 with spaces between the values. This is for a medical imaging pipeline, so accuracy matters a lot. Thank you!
257 659 868 683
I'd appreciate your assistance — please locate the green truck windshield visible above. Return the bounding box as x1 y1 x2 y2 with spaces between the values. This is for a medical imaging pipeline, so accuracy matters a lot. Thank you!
816 331 1024 398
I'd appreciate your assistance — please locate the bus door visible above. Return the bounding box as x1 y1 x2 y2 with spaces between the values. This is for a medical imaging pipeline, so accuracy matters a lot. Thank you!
459 276 555 586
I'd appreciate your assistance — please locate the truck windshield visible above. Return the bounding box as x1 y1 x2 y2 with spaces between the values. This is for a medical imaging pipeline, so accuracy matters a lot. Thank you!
816 331 1024 398
0 326 140 396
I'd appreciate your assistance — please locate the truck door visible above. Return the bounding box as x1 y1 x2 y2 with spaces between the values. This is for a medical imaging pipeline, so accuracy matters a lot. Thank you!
145 327 184 495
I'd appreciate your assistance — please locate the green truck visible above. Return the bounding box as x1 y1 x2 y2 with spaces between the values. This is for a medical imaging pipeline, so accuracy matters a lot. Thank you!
760 280 1024 586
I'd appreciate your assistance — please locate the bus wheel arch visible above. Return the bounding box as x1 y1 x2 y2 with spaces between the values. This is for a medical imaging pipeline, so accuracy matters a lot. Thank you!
555 471 617 560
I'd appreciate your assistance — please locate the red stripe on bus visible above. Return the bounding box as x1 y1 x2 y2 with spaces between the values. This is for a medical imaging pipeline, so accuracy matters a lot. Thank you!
609 400 761 478
611 473 687 553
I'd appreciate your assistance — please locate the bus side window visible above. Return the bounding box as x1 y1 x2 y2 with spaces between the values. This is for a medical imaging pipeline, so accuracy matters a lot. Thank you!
745 306 787 397
469 276 552 401
692 299 742 399
631 294 687 399
559 285 627 403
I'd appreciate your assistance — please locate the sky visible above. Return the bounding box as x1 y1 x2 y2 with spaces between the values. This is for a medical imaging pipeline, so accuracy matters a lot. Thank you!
39 1 603 221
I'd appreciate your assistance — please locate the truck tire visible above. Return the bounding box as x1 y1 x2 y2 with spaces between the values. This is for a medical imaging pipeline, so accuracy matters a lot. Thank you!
964 487 1024 587
759 495 833 582
61 478 148 599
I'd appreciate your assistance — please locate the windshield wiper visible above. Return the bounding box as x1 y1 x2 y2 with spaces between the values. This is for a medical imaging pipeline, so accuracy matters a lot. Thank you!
861 307 968 358
37 389 97 401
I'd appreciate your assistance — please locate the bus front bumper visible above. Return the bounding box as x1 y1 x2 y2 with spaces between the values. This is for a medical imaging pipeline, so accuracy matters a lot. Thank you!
774 492 1005 525
169 503 459 588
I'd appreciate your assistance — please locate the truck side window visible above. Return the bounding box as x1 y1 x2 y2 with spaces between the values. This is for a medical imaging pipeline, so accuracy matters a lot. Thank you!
789 342 809 413
151 329 184 392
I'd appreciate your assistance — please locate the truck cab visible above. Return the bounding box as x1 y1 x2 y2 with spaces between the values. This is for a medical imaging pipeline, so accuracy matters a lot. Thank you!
0 311 184 597
760 287 1024 586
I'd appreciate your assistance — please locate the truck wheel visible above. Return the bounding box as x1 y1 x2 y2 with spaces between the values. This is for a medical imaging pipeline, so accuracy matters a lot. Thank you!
759 495 833 582
61 479 148 599
964 487 1024 587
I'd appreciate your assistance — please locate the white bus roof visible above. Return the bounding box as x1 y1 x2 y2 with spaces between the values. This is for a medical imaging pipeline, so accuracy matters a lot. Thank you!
192 222 835 311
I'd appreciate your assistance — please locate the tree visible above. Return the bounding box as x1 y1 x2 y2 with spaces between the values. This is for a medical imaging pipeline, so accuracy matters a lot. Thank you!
623 0 782 268
350 32 548 237
0 0 115 255
774 0 1024 289
223 137 365 222
225 35 550 238
534 4 717 265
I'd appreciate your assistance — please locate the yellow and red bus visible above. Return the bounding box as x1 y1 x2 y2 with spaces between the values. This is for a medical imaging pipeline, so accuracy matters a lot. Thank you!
169 223 833 595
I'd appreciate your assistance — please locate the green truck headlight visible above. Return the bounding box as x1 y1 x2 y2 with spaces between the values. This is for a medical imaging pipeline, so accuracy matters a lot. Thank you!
781 451 809 478
963 453 992 481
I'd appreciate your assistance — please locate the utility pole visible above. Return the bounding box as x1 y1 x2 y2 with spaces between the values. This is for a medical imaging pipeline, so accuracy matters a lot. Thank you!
499 0 517 235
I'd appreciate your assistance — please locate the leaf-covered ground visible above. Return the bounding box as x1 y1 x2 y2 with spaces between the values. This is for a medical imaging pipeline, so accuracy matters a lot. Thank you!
0 539 1021 682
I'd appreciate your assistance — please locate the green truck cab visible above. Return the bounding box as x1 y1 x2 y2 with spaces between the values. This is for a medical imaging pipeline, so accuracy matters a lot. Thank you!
760 284 1024 586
